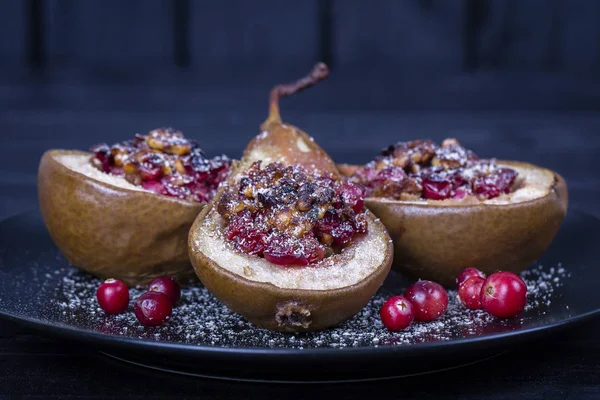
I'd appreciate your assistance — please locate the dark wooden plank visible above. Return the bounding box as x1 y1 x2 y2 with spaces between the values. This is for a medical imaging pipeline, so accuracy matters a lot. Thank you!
4 0 600 77
317 0 334 68
26 0 45 68
478 0 600 73
188 0 319 72
1 70 600 113
559 0 600 73
172 0 190 68
332 0 463 72
482 0 554 70
463 0 489 71
44 0 172 70
0 2 25 67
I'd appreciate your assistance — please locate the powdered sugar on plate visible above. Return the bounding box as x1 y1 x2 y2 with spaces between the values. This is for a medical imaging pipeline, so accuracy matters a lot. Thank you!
50 264 570 349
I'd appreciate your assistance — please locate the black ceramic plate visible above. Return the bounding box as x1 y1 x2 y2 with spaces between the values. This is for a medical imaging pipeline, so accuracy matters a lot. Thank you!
1 210 599 382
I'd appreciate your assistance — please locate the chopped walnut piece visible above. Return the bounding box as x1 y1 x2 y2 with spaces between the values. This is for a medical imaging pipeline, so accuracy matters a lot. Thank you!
441 138 460 147
174 159 185 174
146 128 191 155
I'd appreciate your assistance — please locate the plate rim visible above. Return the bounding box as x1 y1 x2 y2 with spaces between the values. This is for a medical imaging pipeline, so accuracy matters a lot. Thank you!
2 295 600 359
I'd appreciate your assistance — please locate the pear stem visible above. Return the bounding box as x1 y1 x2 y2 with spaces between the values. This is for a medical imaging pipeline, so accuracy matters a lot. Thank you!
261 63 330 131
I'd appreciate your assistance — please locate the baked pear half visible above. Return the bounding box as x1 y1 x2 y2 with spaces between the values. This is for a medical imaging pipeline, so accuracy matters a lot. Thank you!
339 138 568 287
188 64 393 332
38 128 232 286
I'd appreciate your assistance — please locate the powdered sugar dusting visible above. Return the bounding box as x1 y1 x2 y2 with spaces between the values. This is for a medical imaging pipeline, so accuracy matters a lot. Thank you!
49 263 571 349
58 153 147 192
521 263 570 312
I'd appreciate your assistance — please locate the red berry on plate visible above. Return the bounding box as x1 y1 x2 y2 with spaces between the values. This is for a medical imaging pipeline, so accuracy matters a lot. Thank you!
134 291 173 326
380 295 415 331
480 271 527 318
404 280 449 322
96 278 129 314
456 267 486 288
148 276 181 306
457 276 485 310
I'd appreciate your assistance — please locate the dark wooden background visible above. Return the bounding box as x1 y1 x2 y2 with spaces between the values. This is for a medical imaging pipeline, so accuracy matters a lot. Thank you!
2 0 600 111
1 1 600 398
5 0 600 73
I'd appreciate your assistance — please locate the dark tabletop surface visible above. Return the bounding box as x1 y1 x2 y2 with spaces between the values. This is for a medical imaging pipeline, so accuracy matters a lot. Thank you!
1 76 600 399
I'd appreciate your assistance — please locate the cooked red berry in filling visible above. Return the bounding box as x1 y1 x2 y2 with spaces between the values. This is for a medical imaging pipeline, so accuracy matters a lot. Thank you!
351 138 518 201
217 162 368 266
89 128 231 202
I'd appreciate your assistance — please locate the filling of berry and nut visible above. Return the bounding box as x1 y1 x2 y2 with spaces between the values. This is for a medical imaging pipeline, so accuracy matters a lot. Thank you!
350 138 519 201
217 161 368 266
89 128 231 202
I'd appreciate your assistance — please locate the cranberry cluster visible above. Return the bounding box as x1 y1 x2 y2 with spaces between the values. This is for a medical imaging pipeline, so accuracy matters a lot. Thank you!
217 162 368 266
456 268 527 318
96 276 181 327
380 267 528 332
380 280 449 331
352 138 518 201
90 128 231 203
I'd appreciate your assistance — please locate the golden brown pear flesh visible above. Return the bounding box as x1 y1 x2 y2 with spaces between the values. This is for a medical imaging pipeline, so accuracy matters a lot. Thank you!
338 161 568 287
188 64 393 332
38 150 203 286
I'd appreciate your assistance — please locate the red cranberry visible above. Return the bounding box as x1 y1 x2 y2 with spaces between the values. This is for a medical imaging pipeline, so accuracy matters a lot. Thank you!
422 171 465 200
314 211 339 236
314 212 360 247
207 163 231 184
91 144 111 173
353 165 379 185
232 228 266 255
458 276 485 310
337 182 365 213
374 166 407 184
188 182 212 203
148 276 181 306
480 271 527 318
456 267 486 288
263 232 324 266
162 179 191 199
134 291 173 326
264 252 307 266
139 164 162 181
404 280 449 322
142 180 167 195
422 178 453 200
96 278 129 315
331 220 356 246
191 169 210 182
138 153 164 181
452 188 468 199
370 166 408 196
495 168 518 193
380 295 415 331
226 210 267 256
472 168 517 199
472 178 499 199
